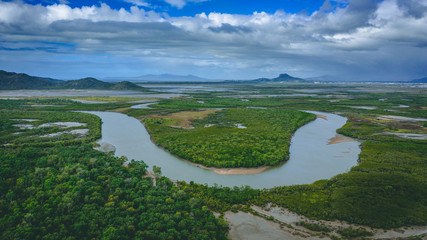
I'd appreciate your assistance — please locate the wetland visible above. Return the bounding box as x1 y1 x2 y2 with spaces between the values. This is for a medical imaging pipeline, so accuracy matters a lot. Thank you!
1 82 426 239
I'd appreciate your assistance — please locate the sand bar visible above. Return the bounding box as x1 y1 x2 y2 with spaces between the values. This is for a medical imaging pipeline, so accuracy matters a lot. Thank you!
316 114 327 120
328 134 355 145
212 166 270 175
190 161 270 175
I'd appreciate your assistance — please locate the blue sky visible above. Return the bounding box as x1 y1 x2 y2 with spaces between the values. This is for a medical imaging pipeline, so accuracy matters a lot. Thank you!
21 0 329 16
0 0 426 81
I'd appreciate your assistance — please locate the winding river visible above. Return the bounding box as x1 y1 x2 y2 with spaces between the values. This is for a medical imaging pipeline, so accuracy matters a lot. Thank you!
87 111 360 189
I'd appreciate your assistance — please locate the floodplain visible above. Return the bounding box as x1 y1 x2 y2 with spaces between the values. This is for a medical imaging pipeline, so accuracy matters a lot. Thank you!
0 81 426 239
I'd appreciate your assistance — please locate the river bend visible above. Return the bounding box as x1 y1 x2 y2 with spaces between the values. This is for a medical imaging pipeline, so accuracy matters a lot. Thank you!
87 111 360 189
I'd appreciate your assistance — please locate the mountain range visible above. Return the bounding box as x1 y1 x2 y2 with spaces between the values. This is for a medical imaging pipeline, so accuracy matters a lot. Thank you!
0 70 145 91
1 70 425 90
408 77 427 83
103 74 210 82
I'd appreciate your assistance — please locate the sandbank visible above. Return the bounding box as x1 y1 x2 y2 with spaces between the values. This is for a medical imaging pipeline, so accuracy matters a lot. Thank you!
193 162 271 175
316 114 327 120
327 134 355 145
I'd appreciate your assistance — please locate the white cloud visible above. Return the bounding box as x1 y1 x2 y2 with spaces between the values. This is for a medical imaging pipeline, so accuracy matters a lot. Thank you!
165 0 185 9
0 0 426 80
124 0 150 7
164 0 209 9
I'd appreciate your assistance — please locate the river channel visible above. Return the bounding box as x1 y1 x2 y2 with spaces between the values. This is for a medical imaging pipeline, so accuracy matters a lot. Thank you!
87 111 360 189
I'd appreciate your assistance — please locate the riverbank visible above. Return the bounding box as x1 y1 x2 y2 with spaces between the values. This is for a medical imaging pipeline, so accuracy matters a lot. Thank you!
225 205 427 240
196 164 271 175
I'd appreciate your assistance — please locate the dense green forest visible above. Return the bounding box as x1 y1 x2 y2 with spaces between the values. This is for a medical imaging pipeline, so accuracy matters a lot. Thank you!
0 102 228 239
0 145 228 239
144 108 315 168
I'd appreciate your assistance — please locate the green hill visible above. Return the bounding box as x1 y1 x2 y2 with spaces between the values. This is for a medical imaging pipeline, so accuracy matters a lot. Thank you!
109 81 144 90
0 70 145 91
0 70 60 90
57 77 113 89
253 73 306 83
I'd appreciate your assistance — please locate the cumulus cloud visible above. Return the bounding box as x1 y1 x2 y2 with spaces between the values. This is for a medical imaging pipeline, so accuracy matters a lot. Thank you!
164 0 209 9
124 0 150 7
0 0 426 80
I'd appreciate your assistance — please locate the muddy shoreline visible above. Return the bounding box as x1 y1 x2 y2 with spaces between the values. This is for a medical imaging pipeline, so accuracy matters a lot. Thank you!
225 205 427 240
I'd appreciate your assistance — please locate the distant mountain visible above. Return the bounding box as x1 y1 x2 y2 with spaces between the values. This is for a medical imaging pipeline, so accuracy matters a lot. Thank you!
253 73 306 83
57 77 113 89
0 70 61 90
103 74 209 82
224 73 306 83
109 81 143 90
407 77 427 83
0 70 145 91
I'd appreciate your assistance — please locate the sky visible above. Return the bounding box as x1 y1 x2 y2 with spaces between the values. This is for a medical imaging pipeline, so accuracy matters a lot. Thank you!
0 0 426 81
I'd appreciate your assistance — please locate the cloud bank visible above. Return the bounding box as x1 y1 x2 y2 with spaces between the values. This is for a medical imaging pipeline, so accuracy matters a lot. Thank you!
0 0 426 80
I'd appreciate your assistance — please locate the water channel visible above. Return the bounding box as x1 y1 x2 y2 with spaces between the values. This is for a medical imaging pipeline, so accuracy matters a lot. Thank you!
87 110 360 189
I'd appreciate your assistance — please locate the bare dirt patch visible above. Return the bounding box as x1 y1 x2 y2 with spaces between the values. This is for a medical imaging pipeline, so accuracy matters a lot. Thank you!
151 109 219 128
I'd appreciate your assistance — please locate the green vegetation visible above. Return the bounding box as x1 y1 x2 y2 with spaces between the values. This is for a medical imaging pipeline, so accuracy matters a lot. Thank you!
296 221 332 232
0 145 228 240
144 108 315 167
0 98 137 112
253 137 426 229
143 84 426 229
0 110 101 147
337 227 373 239
1 82 426 238
69 96 152 102
178 182 259 213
